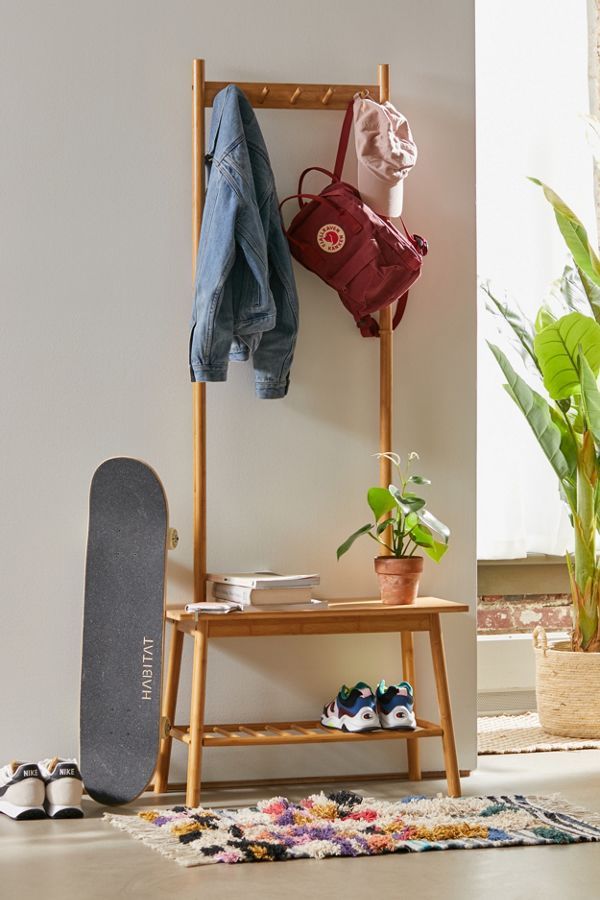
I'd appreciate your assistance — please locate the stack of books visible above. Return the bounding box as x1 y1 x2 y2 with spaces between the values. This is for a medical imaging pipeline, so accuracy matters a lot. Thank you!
186 572 325 614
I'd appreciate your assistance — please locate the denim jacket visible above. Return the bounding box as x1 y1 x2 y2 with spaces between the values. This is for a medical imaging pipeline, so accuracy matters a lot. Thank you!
189 85 299 399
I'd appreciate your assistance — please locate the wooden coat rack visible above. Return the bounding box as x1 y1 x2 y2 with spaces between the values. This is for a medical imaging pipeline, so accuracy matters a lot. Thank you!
152 61 467 805
190 57 414 780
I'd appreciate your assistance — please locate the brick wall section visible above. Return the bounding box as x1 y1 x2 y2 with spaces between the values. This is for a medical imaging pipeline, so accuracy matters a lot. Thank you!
477 593 572 634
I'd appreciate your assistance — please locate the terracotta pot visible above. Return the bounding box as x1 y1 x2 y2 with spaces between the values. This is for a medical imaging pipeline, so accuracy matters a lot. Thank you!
374 556 423 605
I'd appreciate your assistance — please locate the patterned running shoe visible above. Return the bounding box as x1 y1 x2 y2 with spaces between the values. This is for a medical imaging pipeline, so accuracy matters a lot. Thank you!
320 682 380 733
376 680 417 730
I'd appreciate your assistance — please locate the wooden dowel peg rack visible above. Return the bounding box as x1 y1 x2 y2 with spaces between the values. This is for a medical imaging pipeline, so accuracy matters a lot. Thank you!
202 80 378 110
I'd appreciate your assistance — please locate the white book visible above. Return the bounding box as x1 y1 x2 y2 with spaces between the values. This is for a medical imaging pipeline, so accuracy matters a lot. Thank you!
212 583 314 606
207 572 320 590
184 600 243 614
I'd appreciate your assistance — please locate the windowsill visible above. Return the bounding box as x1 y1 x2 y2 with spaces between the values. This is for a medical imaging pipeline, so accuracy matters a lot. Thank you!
477 631 567 643
478 554 565 567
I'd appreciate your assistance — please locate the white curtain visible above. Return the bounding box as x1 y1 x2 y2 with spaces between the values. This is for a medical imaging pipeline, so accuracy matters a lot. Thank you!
476 0 595 559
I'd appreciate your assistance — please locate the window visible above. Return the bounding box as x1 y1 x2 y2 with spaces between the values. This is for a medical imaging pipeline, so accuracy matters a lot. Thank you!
476 0 596 559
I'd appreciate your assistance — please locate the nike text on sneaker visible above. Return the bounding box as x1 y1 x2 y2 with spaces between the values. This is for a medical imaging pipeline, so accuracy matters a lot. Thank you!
376 680 417 730
37 758 84 819
0 762 46 820
320 682 380 733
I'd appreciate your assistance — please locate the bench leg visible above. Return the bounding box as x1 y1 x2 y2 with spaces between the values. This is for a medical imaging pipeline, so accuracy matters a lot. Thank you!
154 622 184 794
186 623 208 807
401 631 421 781
428 614 461 797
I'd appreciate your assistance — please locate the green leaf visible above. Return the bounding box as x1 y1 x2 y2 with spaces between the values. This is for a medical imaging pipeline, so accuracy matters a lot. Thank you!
424 540 448 563
417 509 450 543
376 516 395 535
367 487 396 522
529 178 600 284
488 342 573 485
404 512 419 531
403 491 427 507
546 264 600 326
388 485 426 514
482 281 539 372
580 352 600 445
577 267 600 324
548 406 578 482
408 474 431 485
533 312 600 399
535 305 557 333
411 524 434 547
551 265 589 315
336 523 372 560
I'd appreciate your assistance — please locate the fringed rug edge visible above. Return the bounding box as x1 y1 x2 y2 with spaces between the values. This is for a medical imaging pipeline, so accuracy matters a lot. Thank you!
104 811 209 867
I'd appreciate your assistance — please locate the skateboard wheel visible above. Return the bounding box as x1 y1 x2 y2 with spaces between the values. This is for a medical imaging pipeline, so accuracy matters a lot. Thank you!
168 528 179 549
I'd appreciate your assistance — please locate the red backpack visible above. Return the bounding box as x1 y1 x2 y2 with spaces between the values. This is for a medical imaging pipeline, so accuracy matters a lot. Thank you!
280 101 427 337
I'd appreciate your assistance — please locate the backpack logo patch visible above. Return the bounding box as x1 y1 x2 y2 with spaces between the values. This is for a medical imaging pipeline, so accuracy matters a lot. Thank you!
317 224 345 253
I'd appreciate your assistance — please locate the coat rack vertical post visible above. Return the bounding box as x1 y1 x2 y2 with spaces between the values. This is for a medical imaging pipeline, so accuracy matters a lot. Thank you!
192 58 207 609
376 64 421 783
170 61 426 799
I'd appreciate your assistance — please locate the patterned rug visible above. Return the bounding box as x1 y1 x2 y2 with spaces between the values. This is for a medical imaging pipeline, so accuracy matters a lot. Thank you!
478 713 600 754
105 791 600 867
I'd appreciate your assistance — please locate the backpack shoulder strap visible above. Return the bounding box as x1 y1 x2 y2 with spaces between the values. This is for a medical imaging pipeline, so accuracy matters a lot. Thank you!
356 291 410 338
333 99 355 181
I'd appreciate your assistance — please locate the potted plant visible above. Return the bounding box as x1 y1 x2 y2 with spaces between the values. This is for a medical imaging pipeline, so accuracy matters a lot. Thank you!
486 176 600 737
336 452 450 605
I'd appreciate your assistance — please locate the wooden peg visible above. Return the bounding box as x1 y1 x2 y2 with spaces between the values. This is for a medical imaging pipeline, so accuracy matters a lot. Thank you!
290 87 302 105
321 87 334 105
258 85 269 104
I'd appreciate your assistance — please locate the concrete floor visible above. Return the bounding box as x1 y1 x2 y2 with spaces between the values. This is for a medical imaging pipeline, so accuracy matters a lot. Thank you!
2 752 600 900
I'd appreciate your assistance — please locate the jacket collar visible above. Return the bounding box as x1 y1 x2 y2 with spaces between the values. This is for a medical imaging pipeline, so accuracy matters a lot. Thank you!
208 85 266 160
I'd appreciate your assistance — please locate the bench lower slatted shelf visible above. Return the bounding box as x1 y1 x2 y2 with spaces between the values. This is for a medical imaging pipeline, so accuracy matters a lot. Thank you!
169 718 444 747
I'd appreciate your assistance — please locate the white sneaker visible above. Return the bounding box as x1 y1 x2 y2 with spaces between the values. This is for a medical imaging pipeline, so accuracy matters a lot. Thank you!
38 758 84 819
0 762 46 820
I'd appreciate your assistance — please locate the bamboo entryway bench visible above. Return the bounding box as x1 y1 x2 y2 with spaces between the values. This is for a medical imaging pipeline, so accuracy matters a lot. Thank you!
154 61 469 807
154 598 468 806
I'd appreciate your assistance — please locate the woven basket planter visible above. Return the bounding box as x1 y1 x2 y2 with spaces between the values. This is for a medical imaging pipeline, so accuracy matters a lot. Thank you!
533 626 600 739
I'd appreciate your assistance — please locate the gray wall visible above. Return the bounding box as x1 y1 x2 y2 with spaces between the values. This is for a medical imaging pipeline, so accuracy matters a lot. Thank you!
0 0 477 780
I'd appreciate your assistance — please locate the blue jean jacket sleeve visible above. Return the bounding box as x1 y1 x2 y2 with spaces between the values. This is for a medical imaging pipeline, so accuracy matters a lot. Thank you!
252 211 299 398
189 176 238 382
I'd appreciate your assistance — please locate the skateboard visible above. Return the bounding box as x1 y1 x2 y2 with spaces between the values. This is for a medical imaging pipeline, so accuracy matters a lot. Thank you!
80 457 169 806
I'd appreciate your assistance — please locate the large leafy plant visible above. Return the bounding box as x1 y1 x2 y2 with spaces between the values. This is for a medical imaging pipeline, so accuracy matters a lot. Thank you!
486 179 600 652
336 452 450 561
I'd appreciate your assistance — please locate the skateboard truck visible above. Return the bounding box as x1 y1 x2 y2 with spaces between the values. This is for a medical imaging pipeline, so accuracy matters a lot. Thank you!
167 528 179 550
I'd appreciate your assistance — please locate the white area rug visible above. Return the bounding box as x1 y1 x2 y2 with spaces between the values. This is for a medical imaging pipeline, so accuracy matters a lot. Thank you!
478 712 600 754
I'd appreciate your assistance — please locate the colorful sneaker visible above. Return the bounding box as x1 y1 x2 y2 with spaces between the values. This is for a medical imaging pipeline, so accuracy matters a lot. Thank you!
320 682 380 733
0 762 46 820
38 758 84 819
376 680 417 730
